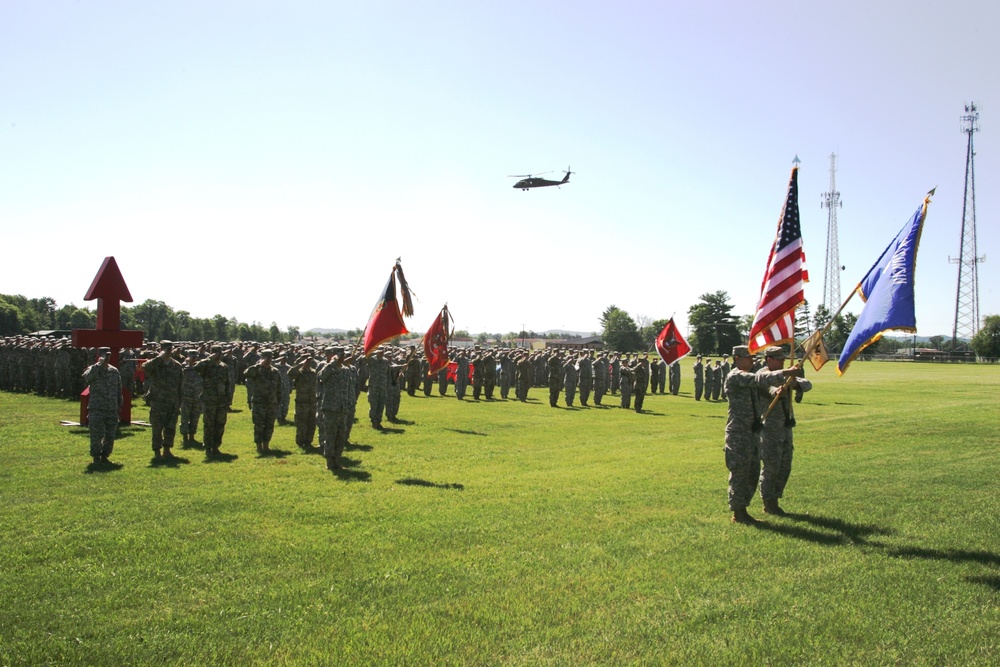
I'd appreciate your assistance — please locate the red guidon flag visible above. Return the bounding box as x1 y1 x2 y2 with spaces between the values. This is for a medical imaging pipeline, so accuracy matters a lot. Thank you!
749 166 808 353
655 317 692 365
423 305 451 375
362 261 415 356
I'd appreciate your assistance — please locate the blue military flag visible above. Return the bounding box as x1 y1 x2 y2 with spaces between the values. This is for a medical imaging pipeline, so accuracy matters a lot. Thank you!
837 196 930 375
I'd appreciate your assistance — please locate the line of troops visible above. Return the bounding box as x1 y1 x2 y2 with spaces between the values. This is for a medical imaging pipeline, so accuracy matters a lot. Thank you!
0 335 738 409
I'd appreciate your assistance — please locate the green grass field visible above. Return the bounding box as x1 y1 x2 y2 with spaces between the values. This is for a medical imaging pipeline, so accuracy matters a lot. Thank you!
1 361 997 666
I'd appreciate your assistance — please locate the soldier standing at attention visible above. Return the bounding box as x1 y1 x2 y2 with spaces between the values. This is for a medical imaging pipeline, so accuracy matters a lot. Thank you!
757 346 812 516
143 340 184 459
693 355 704 401
404 345 420 396
562 353 579 407
632 354 650 413
515 351 532 402
276 354 292 425
317 347 352 471
577 350 593 406
498 350 514 399
482 347 497 399
725 345 801 524
719 356 731 401
649 359 660 396
195 345 232 456
593 350 610 405
244 349 282 454
669 360 681 395
610 353 621 395
454 349 470 400
179 349 204 447
547 350 563 407
367 346 390 427
619 359 633 409
288 354 318 450
83 347 122 465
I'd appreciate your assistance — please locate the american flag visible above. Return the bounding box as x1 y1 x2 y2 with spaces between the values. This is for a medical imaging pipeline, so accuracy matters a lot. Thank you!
748 167 808 353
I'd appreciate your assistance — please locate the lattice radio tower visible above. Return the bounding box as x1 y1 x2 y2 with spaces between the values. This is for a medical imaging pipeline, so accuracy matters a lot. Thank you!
950 102 985 349
821 153 843 310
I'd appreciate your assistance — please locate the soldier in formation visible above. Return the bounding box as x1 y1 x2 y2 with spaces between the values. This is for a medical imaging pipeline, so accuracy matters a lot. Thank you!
82 347 122 465
142 340 184 459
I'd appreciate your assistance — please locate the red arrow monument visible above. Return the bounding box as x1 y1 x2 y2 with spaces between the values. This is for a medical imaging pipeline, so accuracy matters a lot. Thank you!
72 257 145 424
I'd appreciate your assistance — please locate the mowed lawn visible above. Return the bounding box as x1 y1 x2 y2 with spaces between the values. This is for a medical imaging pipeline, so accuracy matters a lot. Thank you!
0 361 997 666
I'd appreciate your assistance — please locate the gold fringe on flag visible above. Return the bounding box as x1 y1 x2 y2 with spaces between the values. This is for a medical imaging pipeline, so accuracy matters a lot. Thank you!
394 259 415 318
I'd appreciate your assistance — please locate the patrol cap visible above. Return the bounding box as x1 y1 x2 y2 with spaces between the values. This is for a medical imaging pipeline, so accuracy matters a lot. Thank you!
186 349 198 357
765 346 787 360
732 345 751 358
329 346 345 356
211 345 223 353
98 347 111 355
160 340 173 349
261 349 274 358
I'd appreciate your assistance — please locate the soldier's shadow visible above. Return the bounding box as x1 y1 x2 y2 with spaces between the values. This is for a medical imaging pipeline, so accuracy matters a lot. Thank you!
148 455 191 468
345 443 373 452
204 452 239 463
395 477 464 490
84 461 125 474
258 448 293 459
377 427 406 435
444 429 487 437
389 418 416 426
333 457 370 482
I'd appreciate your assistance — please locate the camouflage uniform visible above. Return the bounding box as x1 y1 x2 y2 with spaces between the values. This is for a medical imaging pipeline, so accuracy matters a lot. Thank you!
288 360 318 449
83 357 122 462
454 352 470 400
577 355 593 406
367 353 390 426
562 358 578 407
547 353 562 407
499 352 513 399
482 350 497 399
594 354 609 405
317 358 352 469
669 361 681 396
515 354 531 402
619 364 633 409
757 363 812 507
276 358 292 423
180 356 204 442
693 358 704 401
632 358 649 413
195 351 232 454
610 355 621 395
245 356 282 452
725 356 786 515
143 346 184 456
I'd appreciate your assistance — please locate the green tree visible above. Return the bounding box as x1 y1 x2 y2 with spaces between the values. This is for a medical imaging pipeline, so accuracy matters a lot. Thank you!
0 297 22 335
687 291 740 356
972 315 1000 360
601 307 643 352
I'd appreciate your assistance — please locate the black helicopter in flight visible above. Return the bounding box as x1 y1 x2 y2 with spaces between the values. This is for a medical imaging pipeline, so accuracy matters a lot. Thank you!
509 167 574 190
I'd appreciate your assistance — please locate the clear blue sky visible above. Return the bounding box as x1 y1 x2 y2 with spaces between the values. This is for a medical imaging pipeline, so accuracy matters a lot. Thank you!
2 1 996 339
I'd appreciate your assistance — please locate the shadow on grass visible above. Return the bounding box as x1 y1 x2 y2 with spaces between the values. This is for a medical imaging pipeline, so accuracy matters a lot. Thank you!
346 442 374 452
180 440 204 450
389 418 416 426
375 427 406 435
966 575 1000 591
333 457 370 482
690 414 725 419
883 545 1000 567
148 455 191 468
762 512 1000 591
84 461 125 474
258 448 293 459
444 428 487 437
204 451 239 463
395 477 465 490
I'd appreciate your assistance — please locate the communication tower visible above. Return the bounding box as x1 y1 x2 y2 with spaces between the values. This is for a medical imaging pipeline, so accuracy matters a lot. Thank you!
821 153 843 310
950 102 985 349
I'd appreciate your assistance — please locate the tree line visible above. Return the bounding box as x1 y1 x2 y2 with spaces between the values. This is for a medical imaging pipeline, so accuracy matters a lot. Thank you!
0 294 300 343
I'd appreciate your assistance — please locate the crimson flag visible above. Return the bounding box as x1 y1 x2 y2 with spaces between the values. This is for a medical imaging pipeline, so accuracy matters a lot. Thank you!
362 270 409 356
423 306 451 375
749 166 808 353
655 318 692 365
